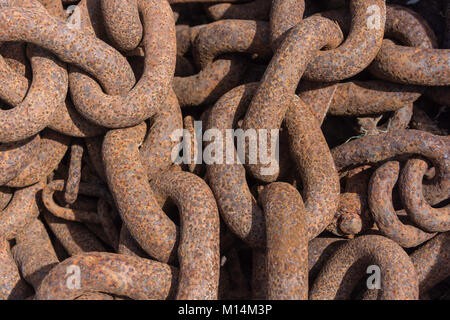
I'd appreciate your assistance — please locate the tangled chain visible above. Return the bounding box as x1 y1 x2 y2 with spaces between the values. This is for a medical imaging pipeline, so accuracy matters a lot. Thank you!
0 0 449 300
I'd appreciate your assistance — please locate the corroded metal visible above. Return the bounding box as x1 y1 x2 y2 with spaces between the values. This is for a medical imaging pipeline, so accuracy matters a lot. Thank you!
0 0 448 301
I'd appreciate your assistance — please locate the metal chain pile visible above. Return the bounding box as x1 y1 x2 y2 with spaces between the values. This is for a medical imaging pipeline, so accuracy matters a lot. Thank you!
0 0 449 300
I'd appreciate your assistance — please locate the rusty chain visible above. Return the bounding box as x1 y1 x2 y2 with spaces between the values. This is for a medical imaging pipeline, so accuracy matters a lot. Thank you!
0 0 448 300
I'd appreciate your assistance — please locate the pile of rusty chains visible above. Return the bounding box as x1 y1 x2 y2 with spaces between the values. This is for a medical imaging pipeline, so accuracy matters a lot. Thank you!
0 0 449 300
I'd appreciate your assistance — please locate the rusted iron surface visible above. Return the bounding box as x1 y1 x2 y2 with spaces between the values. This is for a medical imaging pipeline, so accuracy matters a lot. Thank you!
0 0 448 301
